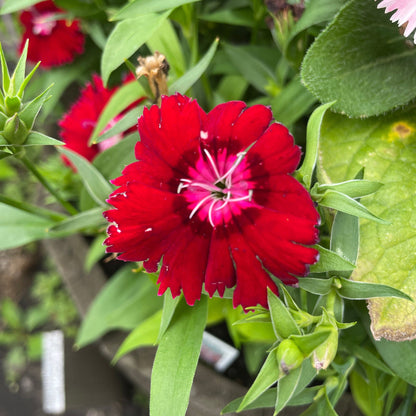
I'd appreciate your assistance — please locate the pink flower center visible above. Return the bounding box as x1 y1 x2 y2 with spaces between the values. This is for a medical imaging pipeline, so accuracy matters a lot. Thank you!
32 13 57 36
177 142 254 227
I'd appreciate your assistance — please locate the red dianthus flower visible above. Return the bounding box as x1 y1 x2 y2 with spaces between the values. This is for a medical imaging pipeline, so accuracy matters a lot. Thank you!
59 75 143 164
19 0 85 68
104 94 320 310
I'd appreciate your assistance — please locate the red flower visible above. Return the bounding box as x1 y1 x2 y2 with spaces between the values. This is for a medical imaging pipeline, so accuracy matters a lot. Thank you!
104 94 319 310
19 0 85 68
59 75 143 164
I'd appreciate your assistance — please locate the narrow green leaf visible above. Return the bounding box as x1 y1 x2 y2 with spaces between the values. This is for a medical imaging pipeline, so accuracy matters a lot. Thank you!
238 352 280 411
275 360 317 414
221 389 276 414
0 42 10 93
112 0 200 21
0 0 40 14
19 84 53 130
10 40 28 95
296 101 334 189
310 245 356 273
336 277 413 301
319 190 388 224
49 207 105 233
101 12 170 84
317 179 383 199
21 132 63 147
93 106 142 144
298 277 333 295
76 267 162 348
113 309 162 362
157 291 181 342
59 148 113 207
0 203 55 249
290 331 331 357
150 296 207 416
90 80 145 142
169 38 219 94
17 62 40 98
1 299 23 329
268 289 301 339
84 234 106 272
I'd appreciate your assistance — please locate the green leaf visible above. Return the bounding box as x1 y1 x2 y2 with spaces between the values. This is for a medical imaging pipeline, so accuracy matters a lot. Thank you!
146 19 186 78
101 12 170 85
309 245 356 273
336 277 413 301
1 299 22 329
84 234 106 272
0 42 10 93
114 309 162 362
19 84 53 130
221 389 276 414
157 291 181 342
301 0 416 117
318 190 388 224
238 352 280 411
10 40 29 96
169 38 219 94
268 289 301 340
199 8 258 27
20 132 63 147
316 180 383 199
0 203 55 249
223 43 276 94
298 277 333 295
49 207 105 233
317 107 416 340
275 360 317 414
17 62 40 98
290 331 331 357
90 80 145 143
76 266 162 348
150 296 207 416
112 0 200 20
59 148 113 207
296 101 334 189
0 0 39 13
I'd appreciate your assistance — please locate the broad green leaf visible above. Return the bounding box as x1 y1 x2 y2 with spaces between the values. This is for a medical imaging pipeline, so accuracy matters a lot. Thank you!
0 0 39 13
317 107 416 340
101 12 170 84
275 360 316 414
112 0 200 20
114 309 162 362
76 266 162 348
59 148 113 207
298 277 333 295
223 43 276 94
238 352 280 411
213 75 248 105
157 291 181 342
49 207 105 233
310 245 355 273
268 289 301 340
150 296 207 416
169 38 219 94
301 0 416 117
296 102 334 189
146 19 186 78
336 277 412 301
91 80 145 142
0 203 55 249
271 76 316 126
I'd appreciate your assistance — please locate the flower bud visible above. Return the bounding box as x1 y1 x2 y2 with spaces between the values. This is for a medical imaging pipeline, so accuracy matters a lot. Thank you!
3 114 29 145
276 338 304 375
4 95 21 116
311 325 339 371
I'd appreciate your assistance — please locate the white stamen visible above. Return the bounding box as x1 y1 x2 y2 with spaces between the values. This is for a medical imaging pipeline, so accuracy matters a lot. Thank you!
216 151 246 183
207 199 218 227
189 194 214 220
203 148 221 178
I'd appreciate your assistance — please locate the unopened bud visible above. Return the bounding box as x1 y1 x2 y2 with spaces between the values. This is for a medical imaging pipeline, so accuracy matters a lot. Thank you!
276 339 304 375
3 114 29 145
4 95 21 115
311 325 338 371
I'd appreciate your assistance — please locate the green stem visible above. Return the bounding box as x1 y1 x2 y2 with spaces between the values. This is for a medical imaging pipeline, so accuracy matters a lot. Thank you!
19 155 78 215
0 194 66 222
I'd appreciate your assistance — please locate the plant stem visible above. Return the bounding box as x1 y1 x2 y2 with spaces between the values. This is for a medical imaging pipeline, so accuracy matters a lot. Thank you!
19 155 78 215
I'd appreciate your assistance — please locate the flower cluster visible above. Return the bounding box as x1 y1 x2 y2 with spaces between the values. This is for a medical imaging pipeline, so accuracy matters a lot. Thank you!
104 94 319 310
19 0 85 67
376 0 416 43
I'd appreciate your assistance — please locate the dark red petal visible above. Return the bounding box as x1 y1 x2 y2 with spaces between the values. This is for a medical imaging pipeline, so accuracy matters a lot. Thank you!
204 227 236 297
229 233 279 310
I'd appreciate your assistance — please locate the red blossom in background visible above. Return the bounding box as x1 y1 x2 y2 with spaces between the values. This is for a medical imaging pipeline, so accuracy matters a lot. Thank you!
59 75 143 164
104 94 320 310
19 0 85 68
